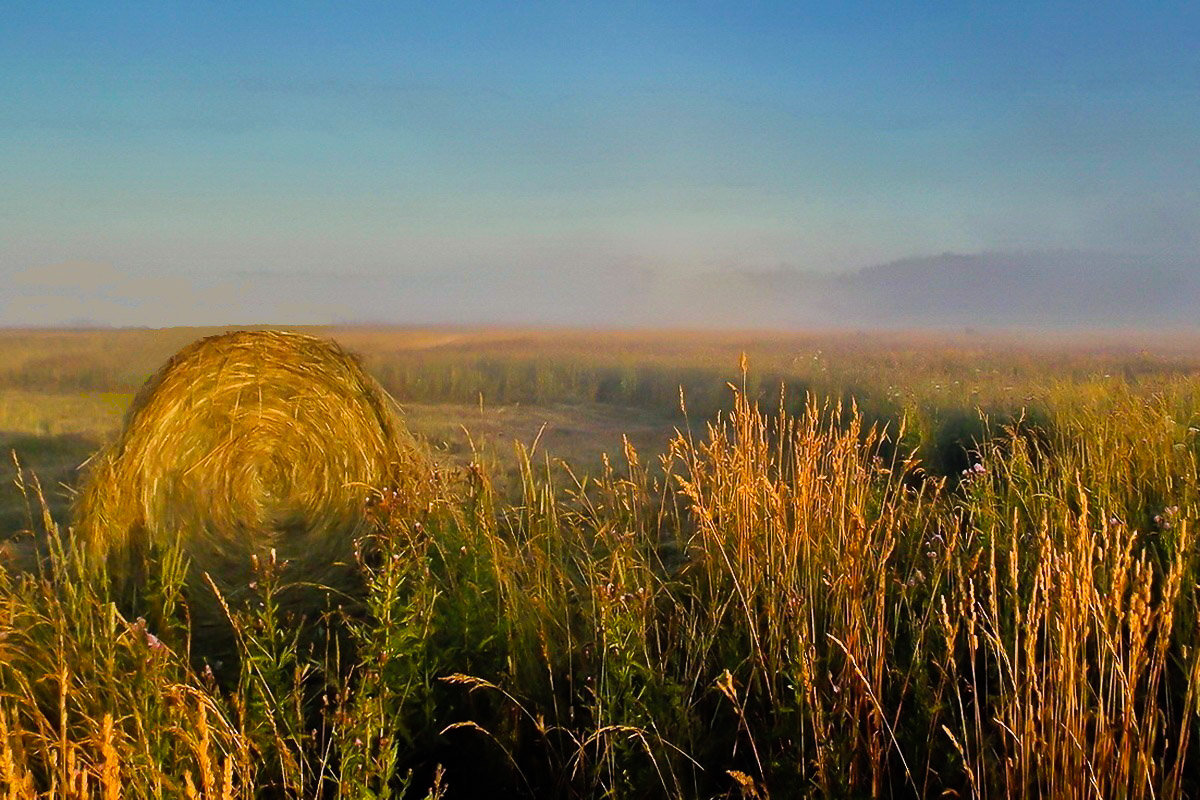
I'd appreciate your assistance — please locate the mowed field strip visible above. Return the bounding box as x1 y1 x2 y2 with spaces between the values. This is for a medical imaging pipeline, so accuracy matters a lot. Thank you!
1 388 674 536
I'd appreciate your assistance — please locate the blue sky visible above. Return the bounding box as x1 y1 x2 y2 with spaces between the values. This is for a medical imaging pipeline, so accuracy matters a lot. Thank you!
1 2 1197 324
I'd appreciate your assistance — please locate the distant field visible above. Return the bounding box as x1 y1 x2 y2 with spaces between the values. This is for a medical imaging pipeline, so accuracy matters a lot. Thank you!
3 326 1200 535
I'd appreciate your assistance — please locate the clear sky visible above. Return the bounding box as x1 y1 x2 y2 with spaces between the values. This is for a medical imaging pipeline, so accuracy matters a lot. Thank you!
1 2 1197 325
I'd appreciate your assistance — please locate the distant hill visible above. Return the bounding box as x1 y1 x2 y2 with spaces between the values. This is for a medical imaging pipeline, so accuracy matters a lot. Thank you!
713 251 1200 328
5 251 1197 329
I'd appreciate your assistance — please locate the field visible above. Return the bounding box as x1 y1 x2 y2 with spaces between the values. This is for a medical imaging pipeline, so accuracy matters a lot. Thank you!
2 326 1200 798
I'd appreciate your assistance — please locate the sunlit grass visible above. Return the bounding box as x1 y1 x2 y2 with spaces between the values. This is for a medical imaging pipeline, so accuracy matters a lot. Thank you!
1 330 1199 797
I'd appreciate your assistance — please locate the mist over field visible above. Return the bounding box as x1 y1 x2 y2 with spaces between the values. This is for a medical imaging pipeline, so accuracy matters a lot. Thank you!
6 249 1199 329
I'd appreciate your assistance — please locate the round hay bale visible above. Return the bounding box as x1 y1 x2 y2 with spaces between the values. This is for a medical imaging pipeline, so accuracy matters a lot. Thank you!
72 330 421 638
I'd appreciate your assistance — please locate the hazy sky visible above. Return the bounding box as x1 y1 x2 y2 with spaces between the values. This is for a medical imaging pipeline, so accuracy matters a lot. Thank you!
1 2 1197 325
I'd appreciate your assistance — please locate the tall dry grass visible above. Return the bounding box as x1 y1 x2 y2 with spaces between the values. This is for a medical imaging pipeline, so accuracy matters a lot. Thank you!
1 367 1198 797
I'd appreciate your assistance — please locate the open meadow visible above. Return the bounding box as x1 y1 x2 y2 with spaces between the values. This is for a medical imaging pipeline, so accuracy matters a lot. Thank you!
2 326 1200 798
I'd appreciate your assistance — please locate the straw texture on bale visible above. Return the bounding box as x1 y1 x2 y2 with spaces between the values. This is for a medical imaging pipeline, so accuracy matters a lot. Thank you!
73 330 419 630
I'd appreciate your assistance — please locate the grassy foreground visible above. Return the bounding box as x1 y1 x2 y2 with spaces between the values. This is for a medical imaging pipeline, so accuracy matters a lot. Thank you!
2 366 1199 799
